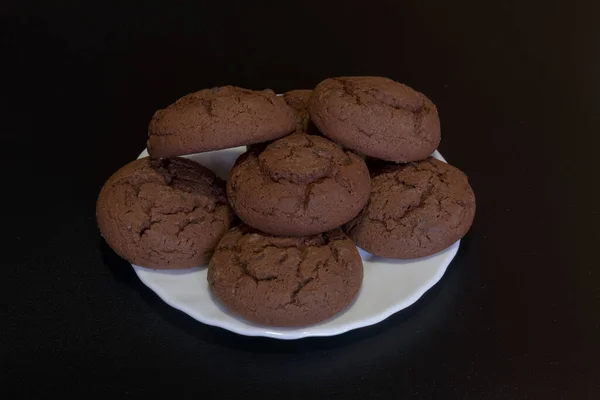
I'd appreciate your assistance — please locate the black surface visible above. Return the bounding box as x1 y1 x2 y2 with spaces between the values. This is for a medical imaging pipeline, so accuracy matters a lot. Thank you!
2 1 599 398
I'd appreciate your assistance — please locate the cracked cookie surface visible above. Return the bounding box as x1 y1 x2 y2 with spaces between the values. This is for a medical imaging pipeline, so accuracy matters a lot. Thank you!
308 76 441 162
208 225 363 327
147 86 296 158
96 157 233 269
345 157 475 259
227 133 371 236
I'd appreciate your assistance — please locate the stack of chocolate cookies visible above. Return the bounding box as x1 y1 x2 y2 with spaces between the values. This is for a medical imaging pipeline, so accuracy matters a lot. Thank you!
97 77 476 327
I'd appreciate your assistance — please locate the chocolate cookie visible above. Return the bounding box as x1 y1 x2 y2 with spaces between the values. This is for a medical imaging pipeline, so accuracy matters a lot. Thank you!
283 89 319 134
208 225 363 327
227 133 371 236
345 157 475 259
147 86 296 158
97 157 233 269
309 76 441 162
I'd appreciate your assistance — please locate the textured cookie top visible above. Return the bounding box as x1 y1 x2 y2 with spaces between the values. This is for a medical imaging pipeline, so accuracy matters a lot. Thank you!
148 86 296 157
346 157 475 259
309 76 440 162
208 225 363 327
227 133 371 236
96 157 233 269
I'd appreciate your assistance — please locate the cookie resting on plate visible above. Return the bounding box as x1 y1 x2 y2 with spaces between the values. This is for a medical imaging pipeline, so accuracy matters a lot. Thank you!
227 133 371 236
96 157 233 269
207 225 363 327
309 76 440 163
147 86 296 158
345 157 475 259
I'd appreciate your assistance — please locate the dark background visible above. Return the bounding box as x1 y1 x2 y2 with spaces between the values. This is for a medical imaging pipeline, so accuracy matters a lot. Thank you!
2 0 599 398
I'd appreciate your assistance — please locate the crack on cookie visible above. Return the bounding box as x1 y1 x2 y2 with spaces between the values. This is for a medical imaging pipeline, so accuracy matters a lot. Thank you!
323 103 348 123
199 98 215 117
327 240 347 268
210 227 362 326
289 277 314 305
111 160 230 247
229 134 369 234
334 78 363 106
177 213 209 235
276 243 327 309
245 205 299 221
233 252 278 284
394 177 417 189
334 77 427 114
356 126 375 137
288 246 315 305
148 86 295 158
302 176 330 209
347 158 474 258
363 163 451 233
229 230 336 307
412 105 427 137
256 137 339 186
139 219 159 238
259 136 358 194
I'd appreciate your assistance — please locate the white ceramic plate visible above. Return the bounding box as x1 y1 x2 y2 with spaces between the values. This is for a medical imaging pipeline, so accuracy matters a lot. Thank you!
132 147 458 339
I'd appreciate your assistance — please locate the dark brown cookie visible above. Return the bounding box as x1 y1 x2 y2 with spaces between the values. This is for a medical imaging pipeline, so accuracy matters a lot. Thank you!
309 76 441 162
208 225 363 327
227 133 371 236
345 157 475 259
97 157 234 269
147 86 296 158
283 89 319 134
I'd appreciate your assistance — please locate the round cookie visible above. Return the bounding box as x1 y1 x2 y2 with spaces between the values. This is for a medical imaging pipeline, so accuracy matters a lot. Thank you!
309 76 441 162
345 157 475 259
227 133 371 236
283 89 319 134
147 86 296 158
208 225 363 327
97 157 233 269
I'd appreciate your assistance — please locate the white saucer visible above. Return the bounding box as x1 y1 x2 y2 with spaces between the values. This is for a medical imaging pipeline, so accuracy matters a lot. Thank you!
131 147 458 339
